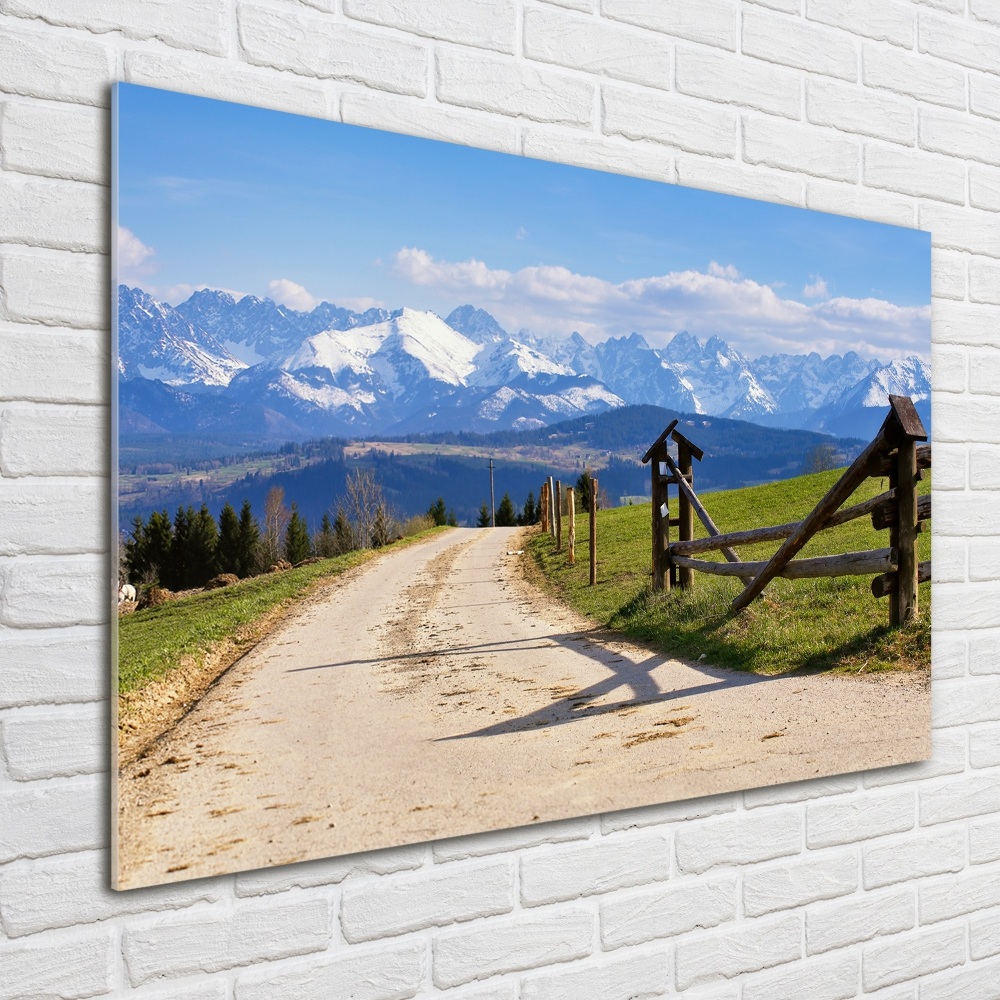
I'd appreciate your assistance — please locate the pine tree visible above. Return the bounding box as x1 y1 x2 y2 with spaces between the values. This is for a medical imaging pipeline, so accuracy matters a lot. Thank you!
333 507 354 553
124 514 148 585
477 501 491 527
427 496 448 526
447 508 458 527
315 512 336 558
575 469 594 511
496 492 518 526
145 509 173 583
372 504 390 548
236 499 261 578
187 504 219 586
216 503 241 575
285 503 311 564
520 490 537 526
166 505 193 589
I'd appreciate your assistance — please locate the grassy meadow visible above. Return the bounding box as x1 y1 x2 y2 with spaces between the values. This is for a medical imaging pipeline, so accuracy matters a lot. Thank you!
528 467 931 676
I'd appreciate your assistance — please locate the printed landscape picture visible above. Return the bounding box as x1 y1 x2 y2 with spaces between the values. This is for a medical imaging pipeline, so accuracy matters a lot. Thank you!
113 83 932 889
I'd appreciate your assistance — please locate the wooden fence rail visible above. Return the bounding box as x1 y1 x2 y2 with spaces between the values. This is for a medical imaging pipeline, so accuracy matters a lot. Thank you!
641 395 930 627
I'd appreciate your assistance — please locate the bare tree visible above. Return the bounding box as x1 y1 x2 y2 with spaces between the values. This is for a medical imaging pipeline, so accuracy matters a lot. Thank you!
262 485 291 567
344 468 387 549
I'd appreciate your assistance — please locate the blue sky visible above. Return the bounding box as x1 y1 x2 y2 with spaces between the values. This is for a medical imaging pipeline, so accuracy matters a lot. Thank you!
115 83 931 361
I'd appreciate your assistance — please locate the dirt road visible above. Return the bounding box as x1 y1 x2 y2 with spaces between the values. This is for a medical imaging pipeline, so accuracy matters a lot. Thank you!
116 526 929 888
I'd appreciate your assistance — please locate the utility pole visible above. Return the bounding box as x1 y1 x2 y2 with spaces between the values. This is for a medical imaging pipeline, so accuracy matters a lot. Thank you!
489 458 496 527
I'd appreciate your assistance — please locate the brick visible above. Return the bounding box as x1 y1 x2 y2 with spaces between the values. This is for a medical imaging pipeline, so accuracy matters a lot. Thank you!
0 777 101 863
603 87 736 156
343 91 517 155
970 631 1000 674
601 0 737 50
742 952 859 1000
521 126 671 183
935 492 1000 535
0 173 103 252
524 7 671 90
0 629 104 708
0 100 105 184
928 443 966 492
676 46 801 119
3 0 227 55
239 5 427 97
0 480 104 555
863 828 966 890
971 259 1000 305
600 794 736 834
863 144 964 204
235 844 425 896
520 948 670 1000
234 942 424 1000
971 72 1000 122
437 49 592 125
0 555 107 629
520 834 670 906
124 899 332 986
0 325 104 403
932 344 968 394
344 0 516 53
1 703 104 779
433 909 593 988
971 724 1000 766
807 886 914 955
126 984 228 1000
932 254 967 302
747 0 801 11
0 850 219 938
934 677 1000 726
744 775 858 809
743 850 857 917
600 874 737 949
920 961 1000 1000
742 8 857 81
919 12 1000 76
805 180 914 229
971 0 1000 25
863 44 966 111
971 909 1000 959
678 155 803 206
0 23 111 106
921 203 1000 258
971 448 1000 489
341 859 513 942
0 928 113 1000
934 583 1000 629
744 117 858 182
432 816 592 861
934 302 1000 350
806 0 914 47
970 164 1000 212
676 809 801 874
920 869 1000 925
0 404 105 477
807 79 914 145
675 914 801 991
932 538 966 584
921 107 1000 168
864 727 965 787
124 50 330 121
971 541 1000 583
807 790 914 847
862 924 965 991
0 250 107 328
921 774 1000 825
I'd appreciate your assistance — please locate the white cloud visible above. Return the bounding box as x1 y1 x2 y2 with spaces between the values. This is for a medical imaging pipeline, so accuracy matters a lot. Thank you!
803 275 829 299
117 226 156 280
392 246 929 361
268 278 318 311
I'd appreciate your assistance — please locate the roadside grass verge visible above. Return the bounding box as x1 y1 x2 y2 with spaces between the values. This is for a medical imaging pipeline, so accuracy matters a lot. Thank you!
527 467 930 676
118 527 447 698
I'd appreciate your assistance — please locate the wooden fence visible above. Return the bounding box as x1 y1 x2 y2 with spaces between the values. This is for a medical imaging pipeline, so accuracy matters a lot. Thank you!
641 396 930 626
540 476 599 585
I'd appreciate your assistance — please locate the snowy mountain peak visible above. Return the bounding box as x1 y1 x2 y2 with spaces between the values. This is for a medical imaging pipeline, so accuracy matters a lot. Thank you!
445 304 509 345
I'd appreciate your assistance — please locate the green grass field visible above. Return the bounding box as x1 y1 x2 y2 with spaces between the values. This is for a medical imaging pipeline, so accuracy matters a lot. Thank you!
117 528 448 697
528 467 930 676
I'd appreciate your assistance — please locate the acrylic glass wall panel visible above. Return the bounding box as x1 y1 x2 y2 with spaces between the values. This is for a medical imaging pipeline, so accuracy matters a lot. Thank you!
113 83 931 888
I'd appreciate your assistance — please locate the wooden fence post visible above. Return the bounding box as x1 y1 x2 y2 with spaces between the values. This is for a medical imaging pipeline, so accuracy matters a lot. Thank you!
567 487 576 565
677 441 694 590
555 480 562 552
547 476 556 536
895 438 918 625
540 481 548 530
651 444 668 592
590 476 598 586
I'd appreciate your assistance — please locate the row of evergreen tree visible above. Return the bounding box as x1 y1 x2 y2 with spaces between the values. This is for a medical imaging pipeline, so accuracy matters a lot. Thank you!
475 471 599 527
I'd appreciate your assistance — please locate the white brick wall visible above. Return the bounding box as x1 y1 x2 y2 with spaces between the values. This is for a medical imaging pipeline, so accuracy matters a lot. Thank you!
0 2 998 998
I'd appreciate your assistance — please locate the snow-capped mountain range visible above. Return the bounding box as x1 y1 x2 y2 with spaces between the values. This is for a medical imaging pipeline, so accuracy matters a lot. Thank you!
117 285 930 440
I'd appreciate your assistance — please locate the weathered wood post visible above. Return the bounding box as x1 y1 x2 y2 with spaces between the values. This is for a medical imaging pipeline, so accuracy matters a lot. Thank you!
676 441 694 590
548 476 556 538
555 480 563 552
894 425 921 626
641 420 678 593
567 486 576 566
540 481 548 531
589 475 598 586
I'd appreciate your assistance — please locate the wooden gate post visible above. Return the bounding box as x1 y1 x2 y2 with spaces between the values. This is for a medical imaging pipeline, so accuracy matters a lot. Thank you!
895 437 919 625
567 487 576 565
547 476 556 536
555 480 563 552
589 476 598 586
650 443 668 592
677 441 694 589
540 481 548 530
